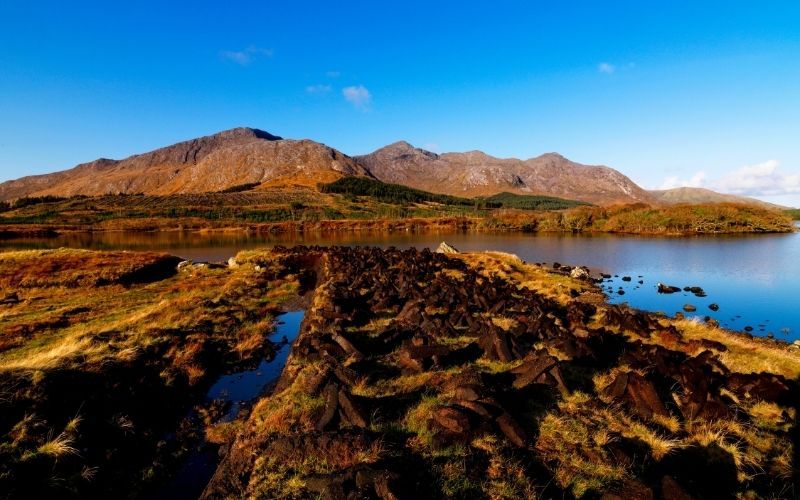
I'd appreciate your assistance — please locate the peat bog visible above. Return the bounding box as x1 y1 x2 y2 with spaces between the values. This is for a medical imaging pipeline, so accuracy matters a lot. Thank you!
0 245 798 499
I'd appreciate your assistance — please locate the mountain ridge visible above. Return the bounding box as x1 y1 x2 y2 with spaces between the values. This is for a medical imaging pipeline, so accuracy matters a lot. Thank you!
1 127 778 209
0 127 369 200
356 141 655 205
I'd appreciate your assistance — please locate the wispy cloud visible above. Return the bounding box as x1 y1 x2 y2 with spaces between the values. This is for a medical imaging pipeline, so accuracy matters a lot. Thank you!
326 70 341 78
220 46 273 66
657 160 800 196
717 160 800 196
305 84 332 94
342 85 372 111
659 171 707 190
598 62 615 74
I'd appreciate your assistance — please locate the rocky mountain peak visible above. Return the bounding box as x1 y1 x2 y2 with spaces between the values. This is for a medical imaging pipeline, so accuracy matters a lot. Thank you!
212 127 283 141
372 141 439 161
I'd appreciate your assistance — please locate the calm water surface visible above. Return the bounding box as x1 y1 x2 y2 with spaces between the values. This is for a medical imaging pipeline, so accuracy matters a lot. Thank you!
3 228 798 341
156 310 304 500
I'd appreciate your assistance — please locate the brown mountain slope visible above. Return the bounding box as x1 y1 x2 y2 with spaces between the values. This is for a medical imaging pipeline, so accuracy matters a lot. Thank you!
0 128 370 201
355 141 656 205
649 187 786 209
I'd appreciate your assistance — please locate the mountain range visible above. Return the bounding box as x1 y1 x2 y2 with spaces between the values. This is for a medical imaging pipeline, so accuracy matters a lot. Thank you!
0 127 779 208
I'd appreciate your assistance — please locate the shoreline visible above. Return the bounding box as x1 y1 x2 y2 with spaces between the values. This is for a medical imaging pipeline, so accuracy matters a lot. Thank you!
1 214 796 239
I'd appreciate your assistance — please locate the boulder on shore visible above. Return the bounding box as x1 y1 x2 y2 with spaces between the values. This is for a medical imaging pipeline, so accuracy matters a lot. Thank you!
435 242 459 254
569 266 591 280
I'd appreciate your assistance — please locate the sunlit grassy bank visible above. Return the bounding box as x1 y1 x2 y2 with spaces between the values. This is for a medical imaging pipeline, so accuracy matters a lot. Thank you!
0 248 304 497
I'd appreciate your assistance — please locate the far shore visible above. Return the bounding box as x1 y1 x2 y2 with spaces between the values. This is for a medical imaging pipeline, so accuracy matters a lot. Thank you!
0 215 797 240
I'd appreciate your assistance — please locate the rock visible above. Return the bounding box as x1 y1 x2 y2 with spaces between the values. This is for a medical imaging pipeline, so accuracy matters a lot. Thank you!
604 372 668 419
374 473 401 500
744 326 753 332
454 400 493 419
433 406 471 433
697 339 726 351
398 344 451 373
660 475 693 500
683 304 696 312
435 242 459 254
570 266 591 280
511 351 569 395
227 256 239 269
495 412 527 448
601 479 654 500
622 276 632 282
602 372 629 399
301 366 332 395
452 384 482 402
338 389 368 428
708 303 719 311
331 333 363 359
657 283 681 294
726 372 789 402
316 382 340 431
0 292 20 305
177 260 192 271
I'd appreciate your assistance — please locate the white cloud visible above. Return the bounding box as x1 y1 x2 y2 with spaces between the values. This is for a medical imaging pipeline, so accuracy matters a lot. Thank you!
716 160 800 196
656 160 800 196
305 84 332 94
598 62 615 74
342 85 372 110
659 171 707 190
220 46 273 66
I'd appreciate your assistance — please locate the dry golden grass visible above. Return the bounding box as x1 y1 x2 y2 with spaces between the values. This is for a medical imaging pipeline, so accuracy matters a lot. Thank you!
0 248 177 288
673 318 800 379
0 249 300 374
456 251 600 305
0 247 308 497
37 432 79 458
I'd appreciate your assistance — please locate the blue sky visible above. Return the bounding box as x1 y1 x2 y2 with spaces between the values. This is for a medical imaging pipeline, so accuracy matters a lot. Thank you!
1 1 799 206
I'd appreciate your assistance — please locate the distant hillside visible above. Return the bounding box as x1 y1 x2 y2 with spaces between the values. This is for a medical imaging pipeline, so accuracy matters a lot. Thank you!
0 128 370 201
320 177 587 210
355 141 655 205
649 187 785 209
320 177 476 206
482 192 590 210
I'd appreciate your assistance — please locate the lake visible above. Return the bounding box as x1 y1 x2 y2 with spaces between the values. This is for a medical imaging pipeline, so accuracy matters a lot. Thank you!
2 227 798 342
